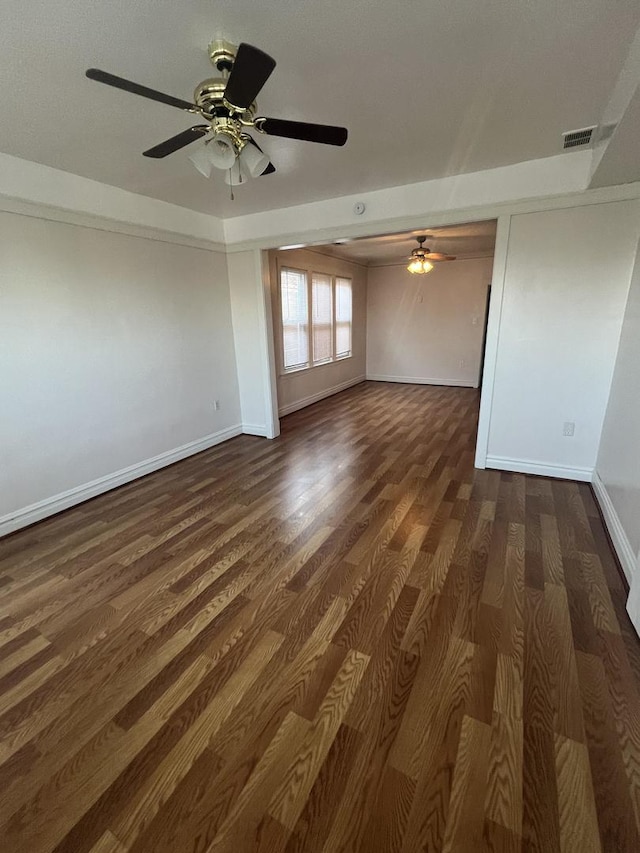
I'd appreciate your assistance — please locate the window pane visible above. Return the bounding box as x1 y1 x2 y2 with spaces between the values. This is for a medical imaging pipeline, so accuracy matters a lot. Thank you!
335 277 352 357
312 273 332 364
281 268 308 369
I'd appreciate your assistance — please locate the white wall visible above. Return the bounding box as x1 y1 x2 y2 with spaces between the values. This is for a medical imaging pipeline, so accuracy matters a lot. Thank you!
595 236 640 598
366 257 494 387
227 250 279 437
0 211 241 533
269 249 367 415
485 200 640 480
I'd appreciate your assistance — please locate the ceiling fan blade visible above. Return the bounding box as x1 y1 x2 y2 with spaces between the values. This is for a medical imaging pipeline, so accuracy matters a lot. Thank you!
425 252 457 261
224 43 276 110
143 126 209 158
256 117 348 146
86 69 196 112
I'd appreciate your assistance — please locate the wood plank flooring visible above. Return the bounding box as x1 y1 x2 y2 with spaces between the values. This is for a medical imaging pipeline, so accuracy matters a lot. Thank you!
1 381 639 852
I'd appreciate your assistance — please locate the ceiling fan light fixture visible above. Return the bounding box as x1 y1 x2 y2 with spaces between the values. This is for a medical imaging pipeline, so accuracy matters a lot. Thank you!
188 141 214 177
239 141 270 178
208 130 238 169
407 258 434 275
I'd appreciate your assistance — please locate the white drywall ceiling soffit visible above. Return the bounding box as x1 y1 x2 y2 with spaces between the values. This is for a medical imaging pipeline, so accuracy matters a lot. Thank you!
1 1 639 216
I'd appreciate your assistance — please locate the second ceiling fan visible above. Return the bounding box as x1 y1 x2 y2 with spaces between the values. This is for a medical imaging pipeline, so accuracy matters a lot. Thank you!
407 235 456 274
86 40 348 185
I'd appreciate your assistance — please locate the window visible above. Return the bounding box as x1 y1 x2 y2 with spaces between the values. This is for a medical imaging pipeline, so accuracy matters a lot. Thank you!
280 268 308 370
279 267 352 372
312 273 333 364
335 277 352 359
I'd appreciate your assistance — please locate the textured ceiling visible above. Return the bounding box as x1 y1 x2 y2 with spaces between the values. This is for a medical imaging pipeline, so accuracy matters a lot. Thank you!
316 221 498 265
1 0 639 217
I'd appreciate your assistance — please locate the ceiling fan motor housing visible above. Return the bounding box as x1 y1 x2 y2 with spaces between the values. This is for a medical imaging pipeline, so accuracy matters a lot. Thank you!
193 78 228 118
195 44 257 124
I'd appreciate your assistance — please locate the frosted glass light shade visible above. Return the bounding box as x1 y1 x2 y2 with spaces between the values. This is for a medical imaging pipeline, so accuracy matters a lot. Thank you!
407 258 434 274
239 142 269 178
208 132 237 169
188 143 213 178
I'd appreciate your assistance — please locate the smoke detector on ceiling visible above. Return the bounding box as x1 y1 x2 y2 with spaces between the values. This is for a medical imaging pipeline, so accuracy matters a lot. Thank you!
561 126 597 150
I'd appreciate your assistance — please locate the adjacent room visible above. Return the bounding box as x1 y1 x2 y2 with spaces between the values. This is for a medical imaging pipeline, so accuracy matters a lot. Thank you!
1 1 640 851
270 221 496 418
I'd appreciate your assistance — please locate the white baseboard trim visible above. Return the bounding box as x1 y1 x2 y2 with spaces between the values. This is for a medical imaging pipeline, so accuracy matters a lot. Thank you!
278 375 366 416
366 374 476 388
485 455 594 482
0 424 243 538
592 472 636 586
242 424 268 437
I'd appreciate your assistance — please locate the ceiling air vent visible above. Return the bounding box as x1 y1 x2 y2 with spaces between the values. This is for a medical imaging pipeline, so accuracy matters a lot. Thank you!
562 126 596 150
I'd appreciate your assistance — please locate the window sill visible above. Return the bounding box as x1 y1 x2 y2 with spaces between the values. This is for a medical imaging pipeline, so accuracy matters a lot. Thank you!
280 354 352 377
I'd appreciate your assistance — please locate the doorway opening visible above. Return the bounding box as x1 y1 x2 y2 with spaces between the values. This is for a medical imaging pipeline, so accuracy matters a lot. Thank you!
265 219 498 451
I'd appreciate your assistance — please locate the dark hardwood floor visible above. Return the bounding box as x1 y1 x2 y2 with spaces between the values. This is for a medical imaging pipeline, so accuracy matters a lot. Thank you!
1 381 639 852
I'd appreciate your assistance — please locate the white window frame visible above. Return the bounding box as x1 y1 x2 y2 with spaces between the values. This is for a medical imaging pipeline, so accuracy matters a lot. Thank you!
334 275 353 361
311 271 334 366
279 266 310 372
278 264 353 375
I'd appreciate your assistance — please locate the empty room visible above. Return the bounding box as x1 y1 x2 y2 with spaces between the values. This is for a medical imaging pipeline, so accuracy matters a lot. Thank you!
1 2 640 852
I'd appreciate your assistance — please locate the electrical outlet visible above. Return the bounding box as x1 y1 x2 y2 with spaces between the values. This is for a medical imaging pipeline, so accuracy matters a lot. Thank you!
459 359 466 368
563 421 575 437
213 400 220 411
